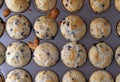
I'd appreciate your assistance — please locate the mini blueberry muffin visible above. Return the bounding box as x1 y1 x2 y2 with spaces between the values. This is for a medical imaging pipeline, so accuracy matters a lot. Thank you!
0 18 5 37
60 15 86 41
0 72 4 82
116 21 120 36
5 0 30 12
115 0 120 12
35 0 56 12
33 42 59 67
62 0 83 12
6 42 31 67
89 70 114 82
89 0 110 13
6 14 31 40
6 69 32 82
61 42 87 68
115 45 120 66
0 43 6 65
89 42 113 68
0 0 3 8
35 70 59 82
90 18 111 39
34 16 58 39
116 73 120 82
62 69 86 82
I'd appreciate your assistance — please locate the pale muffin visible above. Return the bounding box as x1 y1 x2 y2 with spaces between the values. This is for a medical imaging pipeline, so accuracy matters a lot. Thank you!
62 69 86 82
5 0 30 12
34 16 58 39
90 18 111 39
89 42 113 68
35 70 59 82
61 42 87 68
89 0 110 13
62 0 83 12
89 70 114 82
35 0 56 12
6 69 32 82
6 14 31 40
34 42 59 67
6 41 31 67
60 15 86 41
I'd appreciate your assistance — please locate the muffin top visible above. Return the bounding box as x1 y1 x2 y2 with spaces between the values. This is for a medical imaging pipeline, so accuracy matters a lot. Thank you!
35 70 59 82
6 69 32 82
62 0 83 12
61 42 87 68
90 18 111 39
34 42 59 67
89 42 113 68
6 14 31 40
35 0 56 12
60 15 86 41
34 16 57 39
5 0 30 12
89 0 110 13
62 69 86 82
89 70 114 82
6 41 31 67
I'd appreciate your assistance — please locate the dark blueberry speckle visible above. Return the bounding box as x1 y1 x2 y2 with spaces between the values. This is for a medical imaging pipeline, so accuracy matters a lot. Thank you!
15 19 19 25
21 32 26 37
26 75 28 77
10 29 13 32
65 4 68 7
67 22 69 26
28 2 30 4
72 78 74 80
16 56 19 59
19 15 22 17
117 54 120 57
8 53 10 55
20 49 24 52
35 31 39 34
63 21 66 24
68 46 72 50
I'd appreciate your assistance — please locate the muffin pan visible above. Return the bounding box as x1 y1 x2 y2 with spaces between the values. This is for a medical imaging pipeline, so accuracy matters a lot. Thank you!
0 0 120 82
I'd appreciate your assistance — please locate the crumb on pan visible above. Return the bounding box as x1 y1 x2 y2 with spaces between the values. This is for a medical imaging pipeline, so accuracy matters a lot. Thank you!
3 8 11 17
47 8 59 19
58 21 62 26
28 37 39 50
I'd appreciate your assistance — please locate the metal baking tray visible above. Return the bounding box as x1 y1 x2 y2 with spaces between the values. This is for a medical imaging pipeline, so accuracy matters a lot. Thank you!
0 0 120 81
